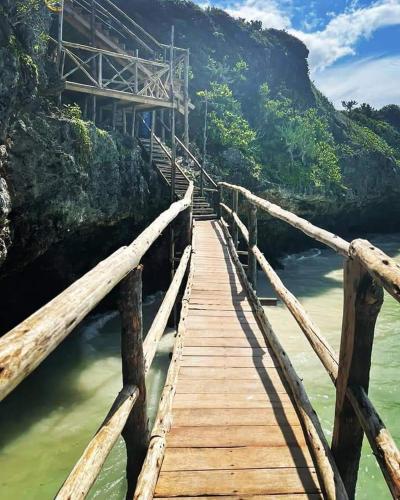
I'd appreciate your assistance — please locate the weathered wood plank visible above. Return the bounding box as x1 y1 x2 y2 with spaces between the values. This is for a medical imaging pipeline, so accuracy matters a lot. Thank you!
176 379 287 395
162 446 313 470
178 366 280 380
172 393 294 409
183 337 268 347
155 468 321 496
180 355 279 368
171 407 300 427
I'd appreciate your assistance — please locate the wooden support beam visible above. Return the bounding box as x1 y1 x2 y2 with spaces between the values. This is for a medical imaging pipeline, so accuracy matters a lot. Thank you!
247 203 257 289
112 101 117 131
132 106 136 138
56 385 138 499
150 110 155 166
119 266 149 498
332 257 384 498
183 49 190 150
232 190 239 249
123 108 127 135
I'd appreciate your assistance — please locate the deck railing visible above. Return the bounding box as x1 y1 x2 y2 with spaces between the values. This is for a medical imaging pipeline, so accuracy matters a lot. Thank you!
0 184 194 498
219 181 400 499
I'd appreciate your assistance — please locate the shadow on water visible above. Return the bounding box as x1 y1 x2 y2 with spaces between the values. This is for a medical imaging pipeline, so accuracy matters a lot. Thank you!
212 221 319 494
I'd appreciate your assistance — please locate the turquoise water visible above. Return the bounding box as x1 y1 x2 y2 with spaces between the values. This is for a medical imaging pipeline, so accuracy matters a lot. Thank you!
257 233 400 499
0 293 175 500
0 234 399 499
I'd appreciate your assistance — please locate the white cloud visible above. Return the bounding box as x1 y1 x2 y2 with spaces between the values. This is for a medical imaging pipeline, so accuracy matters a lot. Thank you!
224 0 400 72
314 55 400 108
292 0 400 72
225 0 291 30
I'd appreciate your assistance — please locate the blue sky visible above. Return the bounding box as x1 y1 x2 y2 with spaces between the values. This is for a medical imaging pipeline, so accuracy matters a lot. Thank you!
197 0 400 108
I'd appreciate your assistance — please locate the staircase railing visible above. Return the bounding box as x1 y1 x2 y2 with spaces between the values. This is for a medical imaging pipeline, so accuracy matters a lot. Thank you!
219 181 400 499
0 184 194 498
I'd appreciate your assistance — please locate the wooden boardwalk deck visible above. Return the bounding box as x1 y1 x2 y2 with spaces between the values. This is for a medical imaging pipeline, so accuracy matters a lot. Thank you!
154 220 323 498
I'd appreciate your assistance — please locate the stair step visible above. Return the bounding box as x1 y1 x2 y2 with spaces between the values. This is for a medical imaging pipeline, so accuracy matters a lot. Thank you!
194 214 218 221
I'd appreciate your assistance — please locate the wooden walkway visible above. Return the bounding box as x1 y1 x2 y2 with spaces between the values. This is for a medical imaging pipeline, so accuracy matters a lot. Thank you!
154 220 323 498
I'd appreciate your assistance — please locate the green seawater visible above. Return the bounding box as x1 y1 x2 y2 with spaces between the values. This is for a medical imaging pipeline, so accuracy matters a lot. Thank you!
0 234 399 499
257 233 400 500
0 293 174 499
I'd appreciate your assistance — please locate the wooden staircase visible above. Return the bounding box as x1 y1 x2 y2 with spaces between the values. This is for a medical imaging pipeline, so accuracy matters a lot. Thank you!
140 138 217 220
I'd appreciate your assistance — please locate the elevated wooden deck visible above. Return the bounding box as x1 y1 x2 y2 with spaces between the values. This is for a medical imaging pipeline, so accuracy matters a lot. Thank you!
154 220 323 498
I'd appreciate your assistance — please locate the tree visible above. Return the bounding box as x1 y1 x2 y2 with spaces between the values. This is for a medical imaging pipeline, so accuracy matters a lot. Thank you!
342 100 358 112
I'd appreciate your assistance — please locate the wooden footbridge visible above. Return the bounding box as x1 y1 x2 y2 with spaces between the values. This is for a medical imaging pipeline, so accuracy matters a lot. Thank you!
1 170 400 499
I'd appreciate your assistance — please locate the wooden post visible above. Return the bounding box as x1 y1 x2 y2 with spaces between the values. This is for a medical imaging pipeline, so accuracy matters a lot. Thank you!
123 108 127 135
98 52 103 88
183 49 190 151
160 109 165 143
201 94 208 198
149 110 155 166
332 257 384 498
170 26 176 203
119 265 149 498
112 102 117 131
132 106 136 138
134 49 139 93
247 203 257 289
217 184 223 219
90 0 96 123
233 190 239 249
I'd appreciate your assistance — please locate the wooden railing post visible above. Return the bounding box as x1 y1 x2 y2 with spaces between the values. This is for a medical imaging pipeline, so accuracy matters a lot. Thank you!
217 184 223 219
149 110 155 166
119 265 149 498
332 256 384 498
232 190 239 249
247 203 257 289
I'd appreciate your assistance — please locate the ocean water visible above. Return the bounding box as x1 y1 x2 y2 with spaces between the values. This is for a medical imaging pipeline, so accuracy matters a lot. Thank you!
0 292 175 500
0 234 399 499
257 233 400 499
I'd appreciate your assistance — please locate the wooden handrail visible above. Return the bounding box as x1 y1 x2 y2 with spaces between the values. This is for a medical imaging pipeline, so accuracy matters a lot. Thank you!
350 239 400 304
56 385 139 499
139 118 191 185
219 182 350 256
220 196 400 498
0 183 193 402
155 116 217 189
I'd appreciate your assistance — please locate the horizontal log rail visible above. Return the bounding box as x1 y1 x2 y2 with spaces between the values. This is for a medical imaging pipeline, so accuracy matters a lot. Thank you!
219 182 350 256
0 182 193 401
219 183 400 499
0 184 194 498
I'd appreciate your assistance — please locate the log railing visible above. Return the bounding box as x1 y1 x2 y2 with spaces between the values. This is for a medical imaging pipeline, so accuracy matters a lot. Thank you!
219 181 400 499
0 184 194 498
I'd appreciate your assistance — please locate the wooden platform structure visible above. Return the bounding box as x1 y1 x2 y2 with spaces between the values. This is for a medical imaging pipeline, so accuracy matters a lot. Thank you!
154 220 323 498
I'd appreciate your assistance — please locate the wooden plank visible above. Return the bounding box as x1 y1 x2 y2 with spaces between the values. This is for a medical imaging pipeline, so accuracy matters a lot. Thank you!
184 337 268 348
173 393 294 409
172 408 300 427
180 356 279 368
163 446 313 471
156 496 322 499
155 468 321 496
179 366 282 381
182 347 270 357
166 425 307 448
185 329 265 338
176 378 287 395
